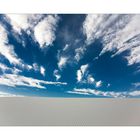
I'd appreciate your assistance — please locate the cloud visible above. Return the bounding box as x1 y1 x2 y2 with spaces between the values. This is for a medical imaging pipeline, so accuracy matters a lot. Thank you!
0 24 21 65
83 14 140 66
81 64 88 74
63 44 69 51
0 74 67 89
0 23 33 72
77 64 88 82
53 69 61 81
67 90 91 95
83 14 129 45
76 64 102 87
77 69 82 82
40 66 45 76
67 88 140 98
34 15 59 48
6 14 43 34
132 82 140 88
74 46 86 62
87 75 95 84
58 56 68 70
0 63 12 72
0 63 21 74
83 14 106 44
128 91 140 97
125 45 140 66
32 63 39 71
6 14 31 33
67 88 113 97
6 14 59 49
32 63 46 76
95 80 102 88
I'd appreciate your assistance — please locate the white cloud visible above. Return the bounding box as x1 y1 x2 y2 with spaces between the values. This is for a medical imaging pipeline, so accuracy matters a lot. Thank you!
95 80 102 88
0 63 12 72
76 64 103 87
6 14 59 49
67 90 91 95
58 57 68 69
40 66 45 76
6 14 43 34
24 64 33 71
32 63 46 76
63 44 69 51
87 75 95 84
83 14 106 44
32 63 39 71
81 64 88 74
6 14 31 33
83 14 128 45
77 69 82 82
125 46 140 65
83 14 140 66
68 88 140 98
128 91 140 97
0 63 21 74
67 88 109 96
53 69 61 81
0 24 21 65
74 46 86 62
0 24 33 72
0 74 67 89
34 15 59 48
76 64 88 82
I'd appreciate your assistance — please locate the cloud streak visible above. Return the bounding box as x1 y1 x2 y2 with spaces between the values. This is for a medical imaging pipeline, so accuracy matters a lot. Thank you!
0 74 67 89
0 23 33 72
0 24 21 65
68 88 140 98
83 14 140 66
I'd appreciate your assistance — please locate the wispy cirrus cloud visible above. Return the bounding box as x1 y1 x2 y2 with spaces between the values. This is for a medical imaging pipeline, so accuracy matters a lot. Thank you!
0 23 34 72
0 24 46 78
0 63 21 74
82 14 140 67
67 88 140 98
0 24 21 65
0 74 67 89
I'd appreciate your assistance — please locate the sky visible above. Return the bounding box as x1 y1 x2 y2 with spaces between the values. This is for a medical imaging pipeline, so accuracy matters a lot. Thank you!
0 14 140 97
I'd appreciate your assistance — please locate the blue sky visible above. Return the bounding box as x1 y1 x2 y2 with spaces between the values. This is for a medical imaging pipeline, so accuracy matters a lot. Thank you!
0 14 140 97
